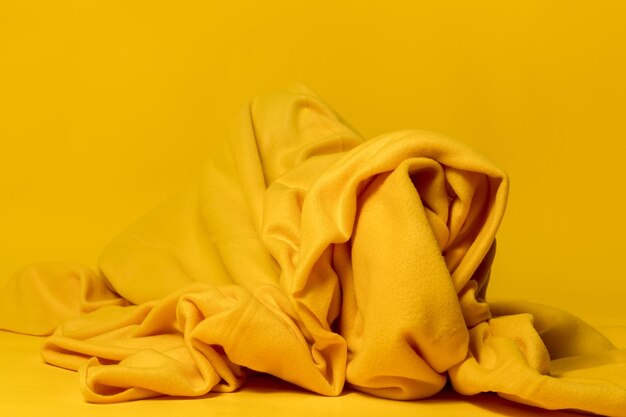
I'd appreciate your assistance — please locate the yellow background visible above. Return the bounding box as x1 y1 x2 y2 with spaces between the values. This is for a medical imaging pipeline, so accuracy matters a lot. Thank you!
1 0 625 325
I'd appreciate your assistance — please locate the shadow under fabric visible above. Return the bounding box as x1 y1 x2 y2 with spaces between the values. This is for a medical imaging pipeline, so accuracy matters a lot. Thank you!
1 85 625 415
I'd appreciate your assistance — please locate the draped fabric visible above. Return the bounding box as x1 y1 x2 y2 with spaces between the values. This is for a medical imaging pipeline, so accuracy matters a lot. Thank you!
1 86 624 415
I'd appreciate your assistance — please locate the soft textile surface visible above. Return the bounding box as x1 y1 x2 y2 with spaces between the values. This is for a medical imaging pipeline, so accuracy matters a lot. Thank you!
10 331 620 417
1 86 625 415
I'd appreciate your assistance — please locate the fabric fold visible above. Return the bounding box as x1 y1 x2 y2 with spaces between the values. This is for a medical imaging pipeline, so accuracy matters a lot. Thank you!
1 85 625 416
449 303 626 416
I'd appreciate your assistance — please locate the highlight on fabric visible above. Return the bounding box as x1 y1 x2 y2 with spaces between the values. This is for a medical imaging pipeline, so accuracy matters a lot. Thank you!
0 85 624 416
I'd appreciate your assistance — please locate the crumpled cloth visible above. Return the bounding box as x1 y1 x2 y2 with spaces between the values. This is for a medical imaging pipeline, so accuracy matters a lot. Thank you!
1 86 625 415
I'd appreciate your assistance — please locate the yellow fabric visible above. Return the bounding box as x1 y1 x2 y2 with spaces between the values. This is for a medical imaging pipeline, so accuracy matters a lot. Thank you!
13 331 623 417
1 86 625 415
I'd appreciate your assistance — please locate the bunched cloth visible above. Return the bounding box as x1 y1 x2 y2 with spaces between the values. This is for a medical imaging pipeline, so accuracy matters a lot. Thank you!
1 86 625 415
